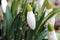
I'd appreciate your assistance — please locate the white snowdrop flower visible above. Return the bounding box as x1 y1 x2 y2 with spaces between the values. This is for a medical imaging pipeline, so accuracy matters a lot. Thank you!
1 0 8 13
48 23 57 40
27 11 36 30
27 4 36 30
48 31 57 40
45 0 56 26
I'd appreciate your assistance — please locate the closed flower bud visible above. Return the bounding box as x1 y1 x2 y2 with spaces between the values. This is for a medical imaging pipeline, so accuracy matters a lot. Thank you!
1 0 7 13
27 4 36 30
48 23 57 40
27 11 36 30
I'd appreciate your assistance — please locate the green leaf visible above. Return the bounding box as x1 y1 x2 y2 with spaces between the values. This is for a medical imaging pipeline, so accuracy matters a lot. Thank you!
36 11 45 28
2 14 7 37
38 0 47 19
35 12 45 36
36 30 47 40
13 14 23 40
4 6 12 40
8 13 24 40
26 29 35 40
11 0 20 17
35 0 47 35
31 0 36 13
36 7 60 35
6 6 12 29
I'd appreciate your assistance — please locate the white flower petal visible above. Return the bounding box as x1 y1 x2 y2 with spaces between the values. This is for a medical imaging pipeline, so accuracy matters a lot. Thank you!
27 11 36 30
1 0 7 13
48 31 57 40
48 16 55 26
45 9 53 17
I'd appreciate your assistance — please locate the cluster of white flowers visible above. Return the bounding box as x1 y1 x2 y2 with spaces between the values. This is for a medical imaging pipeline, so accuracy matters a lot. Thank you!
1 0 58 40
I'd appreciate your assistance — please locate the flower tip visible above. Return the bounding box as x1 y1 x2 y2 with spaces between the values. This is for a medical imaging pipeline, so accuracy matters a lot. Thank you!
27 4 32 12
48 23 54 32
46 0 53 9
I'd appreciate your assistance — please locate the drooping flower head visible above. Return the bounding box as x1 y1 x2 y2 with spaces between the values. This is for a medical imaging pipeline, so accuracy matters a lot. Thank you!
27 4 36 30
48 23 57 40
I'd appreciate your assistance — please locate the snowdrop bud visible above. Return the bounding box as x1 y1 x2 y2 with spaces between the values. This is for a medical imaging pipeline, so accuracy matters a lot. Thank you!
45 0 53 16
27 11 36 30
45 0 55 26
48 23 57 40
27 4 32 12
27 4 36 30
1 0 8 13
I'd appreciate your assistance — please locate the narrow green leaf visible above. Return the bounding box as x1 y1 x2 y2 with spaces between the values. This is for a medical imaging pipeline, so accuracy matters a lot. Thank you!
36 11 45 28
5 6 12 40
36 7 60 35
31 0 36 13
6 6 12 29
26 29 35 40
36 30 47 40
11 0 20 16
13 15 22 40
2 14 7 37
38 0 47 19
8 13 24 40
